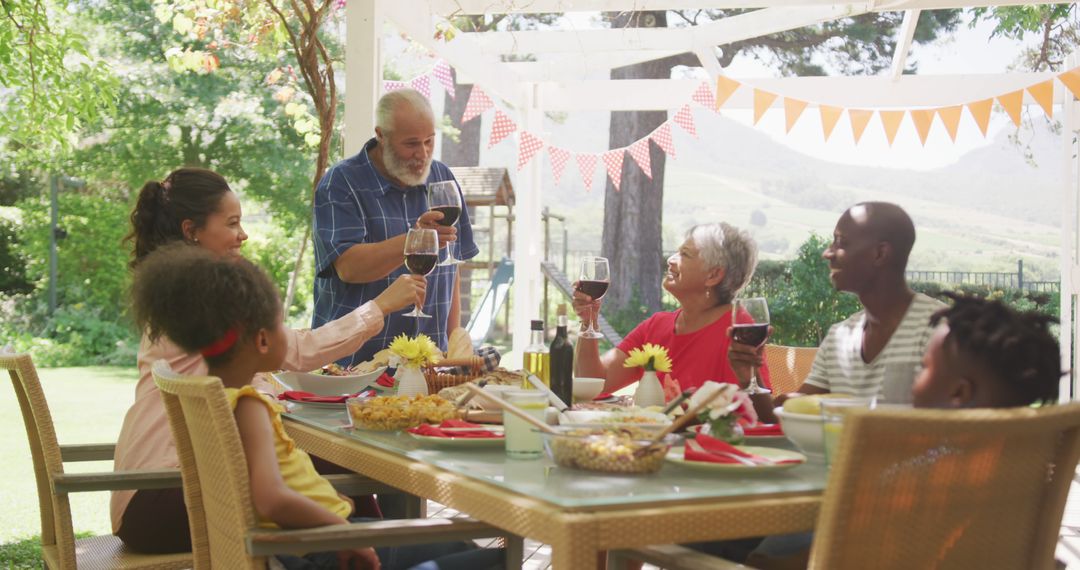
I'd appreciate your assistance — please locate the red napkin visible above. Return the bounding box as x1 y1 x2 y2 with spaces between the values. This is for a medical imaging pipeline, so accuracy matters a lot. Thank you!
279 389 374 404
684 433 800 465
743 423 784 437
593 392 613 401
407 419 502 439
376 373 396 388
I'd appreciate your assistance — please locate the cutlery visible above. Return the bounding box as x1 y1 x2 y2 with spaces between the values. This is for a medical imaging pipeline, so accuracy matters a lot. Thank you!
635 388 730 456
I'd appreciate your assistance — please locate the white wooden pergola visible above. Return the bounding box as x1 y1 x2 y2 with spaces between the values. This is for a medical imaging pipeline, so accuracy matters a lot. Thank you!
345 1 1079 397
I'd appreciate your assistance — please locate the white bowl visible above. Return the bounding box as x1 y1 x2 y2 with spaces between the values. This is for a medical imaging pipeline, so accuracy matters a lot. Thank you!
572 377 605 402
774 407 824 459
474 384 520 411
272 367 388 397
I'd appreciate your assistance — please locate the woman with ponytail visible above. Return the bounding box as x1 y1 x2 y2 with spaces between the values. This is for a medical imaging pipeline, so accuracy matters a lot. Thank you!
113 168 426 553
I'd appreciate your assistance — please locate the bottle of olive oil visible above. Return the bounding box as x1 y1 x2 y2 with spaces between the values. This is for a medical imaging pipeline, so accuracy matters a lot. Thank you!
522 319 550 387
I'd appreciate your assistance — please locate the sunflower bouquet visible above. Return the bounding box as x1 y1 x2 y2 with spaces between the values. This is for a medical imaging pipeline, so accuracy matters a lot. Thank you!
387 333 440 369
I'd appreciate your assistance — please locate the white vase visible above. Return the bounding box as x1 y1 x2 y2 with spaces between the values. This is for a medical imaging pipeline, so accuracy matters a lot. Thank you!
395 365 428 397
633 370 665 408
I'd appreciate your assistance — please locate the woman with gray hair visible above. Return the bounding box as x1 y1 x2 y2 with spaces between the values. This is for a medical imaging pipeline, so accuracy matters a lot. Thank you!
572 222 772 408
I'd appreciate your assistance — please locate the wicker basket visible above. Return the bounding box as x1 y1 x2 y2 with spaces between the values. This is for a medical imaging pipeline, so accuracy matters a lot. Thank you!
423 356 484 394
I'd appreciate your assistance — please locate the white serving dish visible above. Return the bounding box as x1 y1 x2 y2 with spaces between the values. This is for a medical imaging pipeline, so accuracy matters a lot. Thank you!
272 367 388 397
773 407 824 459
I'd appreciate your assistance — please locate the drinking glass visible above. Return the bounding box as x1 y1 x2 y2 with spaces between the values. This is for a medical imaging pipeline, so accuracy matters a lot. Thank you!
427 180 463 266
821 397 876 467
402 228 438 318
732 297 771 395
576 256 610 340
503 390 547 459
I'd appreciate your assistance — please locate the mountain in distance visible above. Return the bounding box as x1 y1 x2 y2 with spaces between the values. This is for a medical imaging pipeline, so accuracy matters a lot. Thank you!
539 108 1063 278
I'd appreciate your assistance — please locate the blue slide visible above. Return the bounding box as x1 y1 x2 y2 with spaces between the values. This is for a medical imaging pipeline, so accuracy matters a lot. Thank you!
466 258 515 347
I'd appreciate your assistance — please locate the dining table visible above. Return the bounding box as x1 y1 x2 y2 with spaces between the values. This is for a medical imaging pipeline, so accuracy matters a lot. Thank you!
283 406 828 568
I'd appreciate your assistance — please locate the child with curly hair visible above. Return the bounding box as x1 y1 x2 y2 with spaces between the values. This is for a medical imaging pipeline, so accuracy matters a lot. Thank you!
132 244 502 570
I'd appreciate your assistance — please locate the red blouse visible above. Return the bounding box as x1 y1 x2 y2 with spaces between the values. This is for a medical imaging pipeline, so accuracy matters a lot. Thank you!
616 308 771 392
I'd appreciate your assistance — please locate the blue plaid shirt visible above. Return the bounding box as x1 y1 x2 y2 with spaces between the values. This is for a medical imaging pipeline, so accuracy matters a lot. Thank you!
312 138 479 367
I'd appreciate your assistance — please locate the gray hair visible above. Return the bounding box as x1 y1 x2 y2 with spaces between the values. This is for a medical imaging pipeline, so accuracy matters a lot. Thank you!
375 89 434 136
687 222 758 305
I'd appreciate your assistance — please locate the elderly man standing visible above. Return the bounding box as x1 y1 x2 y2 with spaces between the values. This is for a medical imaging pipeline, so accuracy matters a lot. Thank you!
780 202 944 405
312 89 478 367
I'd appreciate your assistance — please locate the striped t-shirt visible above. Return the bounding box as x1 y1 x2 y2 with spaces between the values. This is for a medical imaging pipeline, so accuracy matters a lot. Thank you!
803 293 945 404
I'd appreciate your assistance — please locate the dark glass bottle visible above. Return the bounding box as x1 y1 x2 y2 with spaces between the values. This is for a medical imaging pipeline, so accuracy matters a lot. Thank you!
549 304 574 407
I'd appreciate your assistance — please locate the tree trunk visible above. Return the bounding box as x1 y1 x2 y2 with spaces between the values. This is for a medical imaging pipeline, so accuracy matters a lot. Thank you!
600 11 694 315
441 67 481 167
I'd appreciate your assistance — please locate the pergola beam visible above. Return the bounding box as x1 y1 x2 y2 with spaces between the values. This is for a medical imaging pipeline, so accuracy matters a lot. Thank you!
464 5 872 55
427 0 1047 14
890 10 921 79
536 73 1061 111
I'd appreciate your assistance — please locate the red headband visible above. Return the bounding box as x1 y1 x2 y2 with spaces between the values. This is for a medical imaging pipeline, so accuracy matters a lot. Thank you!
200 328 239 357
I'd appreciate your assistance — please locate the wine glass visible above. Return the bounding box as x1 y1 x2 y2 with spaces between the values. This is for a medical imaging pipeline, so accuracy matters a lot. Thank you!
427 180 463 266
576 256 610 340
402 228 438 318
731 297 772 395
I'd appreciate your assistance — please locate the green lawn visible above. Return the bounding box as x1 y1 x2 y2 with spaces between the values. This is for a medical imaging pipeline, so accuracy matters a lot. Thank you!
1 366 138 546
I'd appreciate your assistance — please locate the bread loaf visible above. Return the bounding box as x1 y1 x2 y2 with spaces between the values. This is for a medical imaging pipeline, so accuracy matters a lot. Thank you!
447 327 473 359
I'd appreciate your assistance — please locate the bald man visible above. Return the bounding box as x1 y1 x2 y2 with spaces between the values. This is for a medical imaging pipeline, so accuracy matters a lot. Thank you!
781 202 945 405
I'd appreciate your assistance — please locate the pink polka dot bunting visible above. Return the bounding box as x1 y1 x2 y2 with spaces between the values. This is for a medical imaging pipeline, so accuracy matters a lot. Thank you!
627 138 652 179
433 61 455 98
383 80 406 92
461 86 494 123
517 131 545 171
602 149 625 191
673 105 697 137
410 75 431 98
488 110 517 148
691 81 715 109
650 123 676 158
548 146 571 186
576 154 598 192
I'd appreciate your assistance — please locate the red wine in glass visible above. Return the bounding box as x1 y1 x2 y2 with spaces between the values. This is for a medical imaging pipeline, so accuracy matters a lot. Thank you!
405 253 438 276
429 206 460 227
731 323 769 347
576 280 609 300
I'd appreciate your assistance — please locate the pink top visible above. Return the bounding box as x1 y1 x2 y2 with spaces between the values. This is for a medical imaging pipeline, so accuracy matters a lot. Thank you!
616 308 771 393
110 301 385 532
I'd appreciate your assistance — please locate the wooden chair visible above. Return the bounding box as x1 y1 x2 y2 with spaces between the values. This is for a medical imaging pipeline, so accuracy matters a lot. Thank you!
610 403 1080 570
2 352 190 569
152 360 522 569
763 344 817 396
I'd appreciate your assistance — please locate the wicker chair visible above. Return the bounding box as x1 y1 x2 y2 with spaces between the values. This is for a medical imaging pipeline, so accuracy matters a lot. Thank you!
2 352 190 569
610 403 1080 570
763 344 817 396
152 360 521 569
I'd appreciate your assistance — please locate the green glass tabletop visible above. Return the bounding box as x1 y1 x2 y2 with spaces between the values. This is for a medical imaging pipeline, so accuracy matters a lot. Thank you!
286 407 828 509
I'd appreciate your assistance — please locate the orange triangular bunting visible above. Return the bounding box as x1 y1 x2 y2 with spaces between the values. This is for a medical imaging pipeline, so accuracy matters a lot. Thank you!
935 106 963 141
967 98 993 136
783 98 808 133
910 109 934 146
1060 68 1080 99
880 110 905 146
820 105 843 141
753 90 779 125
715 76 741 109
997 89 1024 127
1027 79 1054 118
848 109 873 144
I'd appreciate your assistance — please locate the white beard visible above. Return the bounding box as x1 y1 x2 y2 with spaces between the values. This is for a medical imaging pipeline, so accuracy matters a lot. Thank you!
383 145 432 187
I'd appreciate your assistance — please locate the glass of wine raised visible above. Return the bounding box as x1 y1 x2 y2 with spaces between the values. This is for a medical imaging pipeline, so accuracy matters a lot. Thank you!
427 180 463 266
731 297 772 395
403 228 439 318
576 256 610 340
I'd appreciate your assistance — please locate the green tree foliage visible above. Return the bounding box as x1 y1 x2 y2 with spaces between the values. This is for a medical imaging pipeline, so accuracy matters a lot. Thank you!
970 4 1078 71
0 0 117 166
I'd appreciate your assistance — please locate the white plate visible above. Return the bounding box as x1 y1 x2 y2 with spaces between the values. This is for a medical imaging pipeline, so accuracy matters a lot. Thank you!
666 445 806 472
408 432 505 448
272 367 389 397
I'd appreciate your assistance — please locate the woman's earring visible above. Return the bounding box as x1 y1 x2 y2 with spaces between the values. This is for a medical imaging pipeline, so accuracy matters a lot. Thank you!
192 237 199 244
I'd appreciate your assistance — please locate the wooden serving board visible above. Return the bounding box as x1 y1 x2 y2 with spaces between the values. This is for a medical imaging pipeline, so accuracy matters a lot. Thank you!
462 409 504 424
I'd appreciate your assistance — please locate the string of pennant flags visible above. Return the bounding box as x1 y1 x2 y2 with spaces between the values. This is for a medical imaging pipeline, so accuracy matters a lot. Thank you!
386 62 1080 193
